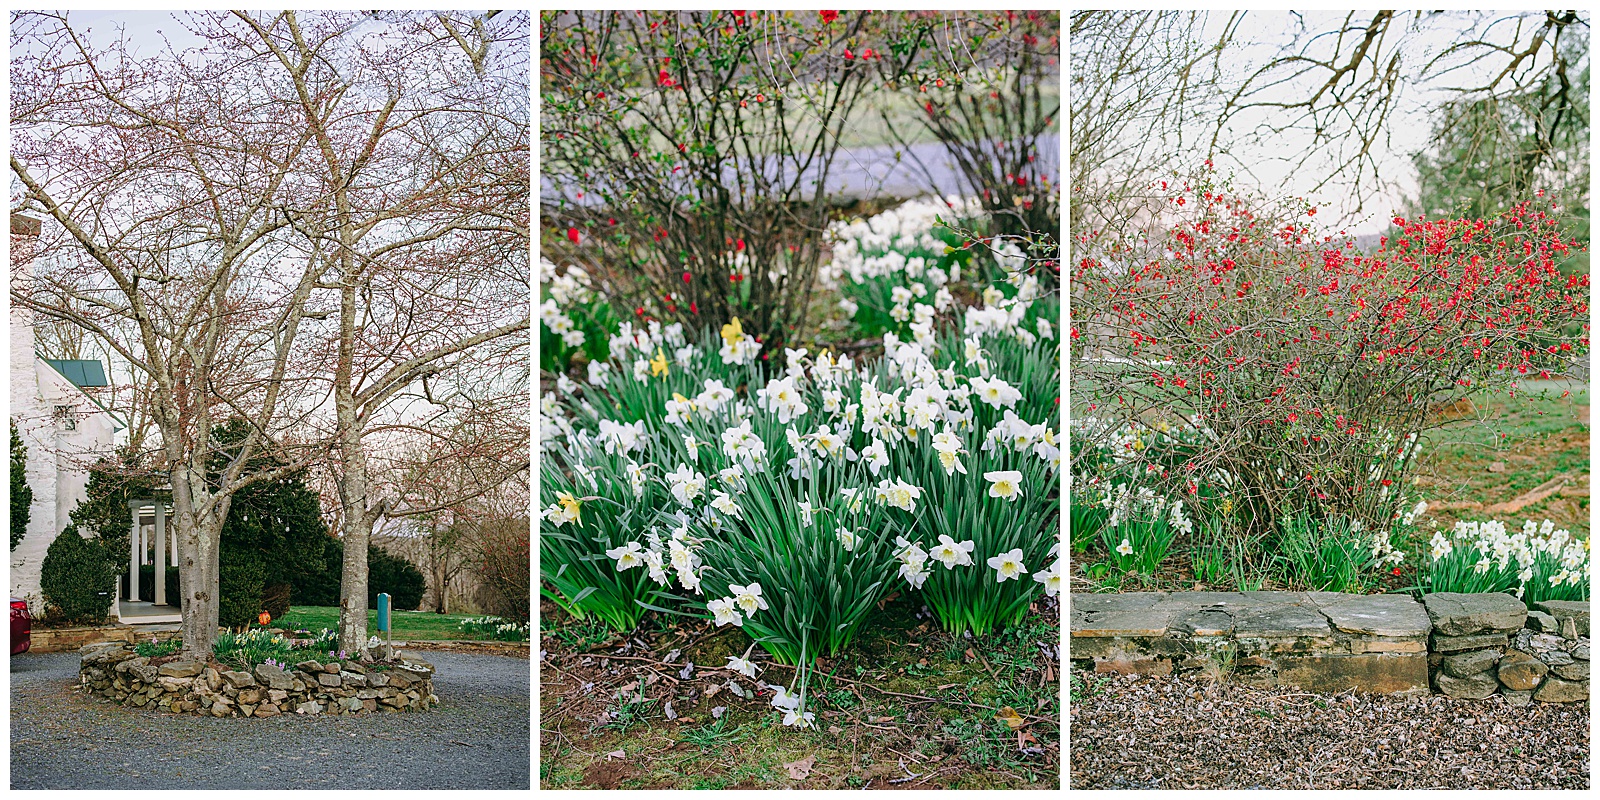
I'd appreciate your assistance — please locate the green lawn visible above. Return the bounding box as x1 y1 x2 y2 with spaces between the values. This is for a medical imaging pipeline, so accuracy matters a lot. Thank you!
275 606 508 642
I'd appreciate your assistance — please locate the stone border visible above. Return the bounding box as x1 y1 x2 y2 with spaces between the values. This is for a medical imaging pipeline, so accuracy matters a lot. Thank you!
1425 594 1589 704
1071 591 1588 701
27 625 135 653
78 643 439 717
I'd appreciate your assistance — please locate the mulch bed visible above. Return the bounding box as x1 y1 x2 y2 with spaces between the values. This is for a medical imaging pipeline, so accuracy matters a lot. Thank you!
1070 670 1589 789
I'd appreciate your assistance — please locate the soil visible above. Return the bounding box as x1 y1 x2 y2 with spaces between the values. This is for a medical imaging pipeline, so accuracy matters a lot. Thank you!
539 597 1060 790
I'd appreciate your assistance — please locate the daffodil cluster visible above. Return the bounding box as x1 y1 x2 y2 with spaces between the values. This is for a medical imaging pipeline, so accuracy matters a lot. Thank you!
1428 518 1590 602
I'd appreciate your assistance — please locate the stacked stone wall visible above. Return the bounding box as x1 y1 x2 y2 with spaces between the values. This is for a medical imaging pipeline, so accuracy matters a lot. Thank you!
1071 591 1588 702
78 643 438 717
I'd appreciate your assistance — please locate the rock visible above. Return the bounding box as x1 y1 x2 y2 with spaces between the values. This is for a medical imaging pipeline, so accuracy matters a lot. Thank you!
221 670 256 689
343 661 367 675
1533 600 1589 637
129 664 159 683
157 676 193 693
362 699 378 713
1436 671 1500 699
1496 650 1549 690
1533 676 1589 703
1441 649 1500 678
158 659 204 678
268 689 289 704
1423 593 1527 637
316 672 342 688
210 702 232 717
253 663 294 690
1527 610 1561 633
1551 661 1588 681
342 697 363 713
255 703 280 717
295 660 324 674
1317 594 1432 638
237 688 263 705
1537 649 1575 667
340 671 367 688
1572 643 1589 661
1487 461 1506 473
239 703 257 717
1174 609 1234 636
323 662 341 674
386 670 415 689
1502 689 1533 706
1431 632 1507 653
366 673 389 688
202 667 222 692
296 700 322 715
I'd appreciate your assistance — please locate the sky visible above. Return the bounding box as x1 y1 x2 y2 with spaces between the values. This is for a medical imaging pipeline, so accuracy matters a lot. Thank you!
1109 10 1586 236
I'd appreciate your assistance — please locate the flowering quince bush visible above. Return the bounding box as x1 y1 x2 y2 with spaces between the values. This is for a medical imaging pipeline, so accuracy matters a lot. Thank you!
1426 518 1589 605
1070 166 1590 589
539 265 1059 727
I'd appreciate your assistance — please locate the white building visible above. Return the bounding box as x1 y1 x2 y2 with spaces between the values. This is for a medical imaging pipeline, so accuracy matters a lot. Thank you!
9 214 122 617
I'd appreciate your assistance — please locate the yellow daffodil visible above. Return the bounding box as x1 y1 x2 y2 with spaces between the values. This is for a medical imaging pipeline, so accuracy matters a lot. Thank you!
721 316 745 346
650 347 670 378
556 492 582 525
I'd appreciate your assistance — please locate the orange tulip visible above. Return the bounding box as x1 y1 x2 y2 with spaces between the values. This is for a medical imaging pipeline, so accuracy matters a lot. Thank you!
258 611 272 626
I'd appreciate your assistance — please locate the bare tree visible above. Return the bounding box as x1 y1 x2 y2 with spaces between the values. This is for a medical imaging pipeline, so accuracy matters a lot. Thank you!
11 10 333 654
234 10 530 654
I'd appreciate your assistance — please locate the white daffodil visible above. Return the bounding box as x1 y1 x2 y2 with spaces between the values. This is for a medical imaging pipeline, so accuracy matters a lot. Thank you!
707 597 743 627
1115 538 1134 557
862 439 890 475
666 464 707 506
929 534 976 569
769 685 802 712
782 709 817 728
1033 559 1061 597
729 583 768 615
899 558 930 589
986 548 1027 582
797 500 817 528
875 478 922 512
725 655 758 678
605 541 644 571
836 527 859 552
710 490 742 518
985 470 1024 501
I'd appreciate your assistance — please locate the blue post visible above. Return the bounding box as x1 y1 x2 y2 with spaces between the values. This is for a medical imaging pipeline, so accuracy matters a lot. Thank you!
377 592 391 632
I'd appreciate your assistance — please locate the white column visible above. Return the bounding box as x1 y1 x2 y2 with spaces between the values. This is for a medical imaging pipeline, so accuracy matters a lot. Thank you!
129 503 140 603
169 507 177 566
154 502 167 606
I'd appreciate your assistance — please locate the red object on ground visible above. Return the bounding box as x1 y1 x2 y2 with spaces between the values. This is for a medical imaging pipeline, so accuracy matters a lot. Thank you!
11 598 31 655
567 227 580 244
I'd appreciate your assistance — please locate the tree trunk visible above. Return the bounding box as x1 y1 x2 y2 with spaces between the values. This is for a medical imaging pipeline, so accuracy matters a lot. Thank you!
171 466 226 657
334 273 373 656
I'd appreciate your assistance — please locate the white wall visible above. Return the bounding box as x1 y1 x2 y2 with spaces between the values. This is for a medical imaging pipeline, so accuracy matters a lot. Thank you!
9 274 119 616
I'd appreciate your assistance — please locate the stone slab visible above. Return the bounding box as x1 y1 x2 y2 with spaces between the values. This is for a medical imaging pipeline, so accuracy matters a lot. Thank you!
1318 594 1432 638
1173 609 1234 636
1423 592 1527 636
1070 593 1167 614
1070 609 1173 638
1431 632 1508 653
1533 600 1590 637
1436 671 1499 699
1533 676 1589 703
1276 652 1430 695
1231 603 1331 638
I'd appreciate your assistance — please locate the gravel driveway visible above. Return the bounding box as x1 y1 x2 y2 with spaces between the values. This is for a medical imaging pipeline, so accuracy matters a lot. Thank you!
11 650 530 789
1071 671 1589 789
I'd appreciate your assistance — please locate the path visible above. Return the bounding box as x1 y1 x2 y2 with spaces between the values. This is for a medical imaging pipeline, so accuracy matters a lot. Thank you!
10 650 530 789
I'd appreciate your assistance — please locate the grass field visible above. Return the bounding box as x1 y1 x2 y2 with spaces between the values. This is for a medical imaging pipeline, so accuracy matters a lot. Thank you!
275 606 505 642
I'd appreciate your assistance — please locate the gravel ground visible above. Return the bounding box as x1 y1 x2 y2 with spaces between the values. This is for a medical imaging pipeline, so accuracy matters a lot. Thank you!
11 650 530 789
1071 671 1589 789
